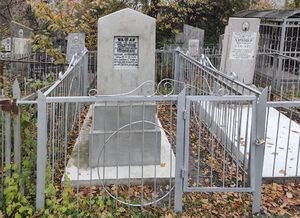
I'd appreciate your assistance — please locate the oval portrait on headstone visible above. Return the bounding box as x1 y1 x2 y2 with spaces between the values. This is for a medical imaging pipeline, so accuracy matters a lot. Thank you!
242 22 250 32
18 29 24 38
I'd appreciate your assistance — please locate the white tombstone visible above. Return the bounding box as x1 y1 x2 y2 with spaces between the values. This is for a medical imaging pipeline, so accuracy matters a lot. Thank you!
1 38 11 52
188 39 200 57
65 9 175 185
218 34 224 50
184 24 204 56
97 8 156 95
220 18 260 84
11 21 33 39
175 32 184 44
66 33 86 63
220 26 229 72
12 38 31 55
91 8 160 168
5 21 33 56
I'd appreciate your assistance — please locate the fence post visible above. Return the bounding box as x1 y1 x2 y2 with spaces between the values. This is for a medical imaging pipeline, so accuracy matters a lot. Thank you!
174 48 181 94
4 110 11 176
252 88 268 214
13 80 21 173
36 91 47 209
83 50 89 95
174 88 186 213
274 20 286 90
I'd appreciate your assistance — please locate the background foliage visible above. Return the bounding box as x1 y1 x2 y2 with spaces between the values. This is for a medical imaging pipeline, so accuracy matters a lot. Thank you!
26 0 252 59
0 0 293 60
1 0 300 58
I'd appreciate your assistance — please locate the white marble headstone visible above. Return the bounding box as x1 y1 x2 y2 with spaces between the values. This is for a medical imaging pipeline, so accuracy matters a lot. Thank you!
8 21 33 55
66 33 86 63
175 33 184 44
11 21 33 39
184 24 204 56
97 8 156 95
218 34 224 50
188 39 200 57
12 38 31 55
1 38 11 52
220 18 260 84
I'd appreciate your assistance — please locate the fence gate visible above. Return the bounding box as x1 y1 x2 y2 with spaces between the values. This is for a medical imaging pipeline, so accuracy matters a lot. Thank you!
175 93 267 214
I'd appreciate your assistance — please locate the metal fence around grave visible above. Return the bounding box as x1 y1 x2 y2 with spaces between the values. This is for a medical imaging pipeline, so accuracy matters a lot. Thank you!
0 52 66 97
233 10 300 101
2 46 299 215
264 100 300 179
36 94 179 211
0 98 12 207
183 95 257 192
4 44 297 216
177 46 300 181
254 53 300 100
0 49 98 210
14 48 267 216
34 90 265 214
0 92 23 208
176 50 260 96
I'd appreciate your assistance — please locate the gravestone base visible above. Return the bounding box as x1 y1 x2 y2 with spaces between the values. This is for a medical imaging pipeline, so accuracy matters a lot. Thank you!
63 106 175 186
90 128 162 167
89 103 162 167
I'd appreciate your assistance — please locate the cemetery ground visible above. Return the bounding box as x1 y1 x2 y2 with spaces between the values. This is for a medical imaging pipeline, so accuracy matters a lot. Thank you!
0 59 300 216
1 4 300 217
0 96 300 217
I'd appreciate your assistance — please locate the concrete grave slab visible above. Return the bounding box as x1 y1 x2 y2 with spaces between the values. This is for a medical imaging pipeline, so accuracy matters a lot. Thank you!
63 106 175 186
198 101 300 178
93 103 158 131
86 8 171 184
90 103 162 167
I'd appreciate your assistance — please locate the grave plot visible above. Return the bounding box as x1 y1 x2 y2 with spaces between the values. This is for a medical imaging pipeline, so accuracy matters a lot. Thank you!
182 97 256 192
196 101 300 178
59 8 177 207
64 103 176 186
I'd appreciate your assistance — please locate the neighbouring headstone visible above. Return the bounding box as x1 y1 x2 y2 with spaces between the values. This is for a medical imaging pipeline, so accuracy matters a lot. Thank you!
220 26 229 72
10 21 32 55
175 32 184 44
1 38 11 52
90 8 164 168
11 21 33 39
188 39 200 57
183 24 204 56
97 8 155 95
220 18 260 84
218 34 224 50
66 33 86 63
12 38 32 55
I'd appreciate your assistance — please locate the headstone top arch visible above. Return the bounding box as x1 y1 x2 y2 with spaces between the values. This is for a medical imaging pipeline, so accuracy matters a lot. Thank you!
11 21 33 39
66 32 86 63
97 8 156 95
220 17 260 84
184 24 204 56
